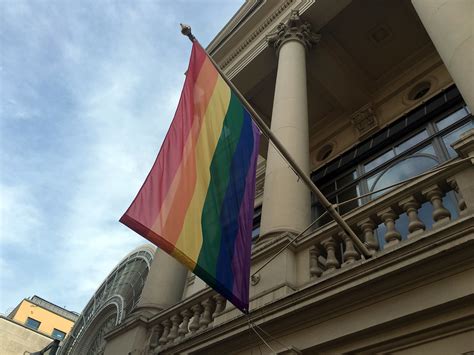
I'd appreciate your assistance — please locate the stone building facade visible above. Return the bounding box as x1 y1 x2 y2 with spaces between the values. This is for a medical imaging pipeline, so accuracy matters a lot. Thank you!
61 0 474 354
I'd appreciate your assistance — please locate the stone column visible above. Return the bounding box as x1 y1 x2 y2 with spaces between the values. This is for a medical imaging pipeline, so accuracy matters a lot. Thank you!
259 10 320 237
135 248 187 316
411 0 474 110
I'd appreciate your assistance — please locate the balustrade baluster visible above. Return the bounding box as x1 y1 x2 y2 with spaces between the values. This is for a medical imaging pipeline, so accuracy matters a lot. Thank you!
188 304 202 333
199 297 216 330
423 185 451 227
378 208 401 247
322 237 340 273
309 245 323 279
399 196 425 238
178 309 191 339
158 319 171 345
167 314 182 342
340 231 360 265
149 324 162 349
212 294 226 319
447 178 468 216
357 218 378 252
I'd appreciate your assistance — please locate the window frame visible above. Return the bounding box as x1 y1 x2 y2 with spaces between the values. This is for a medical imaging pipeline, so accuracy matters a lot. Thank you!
25 317 41 330
51 328 66 340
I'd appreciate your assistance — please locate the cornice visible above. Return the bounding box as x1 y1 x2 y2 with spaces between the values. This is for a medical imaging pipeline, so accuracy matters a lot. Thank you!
208 0 264 54
219 0 316 79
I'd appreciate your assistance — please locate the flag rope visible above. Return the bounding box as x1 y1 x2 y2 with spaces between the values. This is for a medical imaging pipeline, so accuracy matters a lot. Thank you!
246 315 278 353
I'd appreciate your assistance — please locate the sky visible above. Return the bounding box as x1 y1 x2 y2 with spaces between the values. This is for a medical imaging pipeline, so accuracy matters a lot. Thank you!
0 0 243 315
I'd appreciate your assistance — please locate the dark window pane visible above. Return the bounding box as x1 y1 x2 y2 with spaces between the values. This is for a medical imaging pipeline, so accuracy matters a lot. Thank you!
321 183 336 196
52 328 66 340
395 130 428 154
372 130 388 147
445 86 460 101
426 95 446 114
26 317 41 330
252 226 260 239
364 149 395 173
336 170 357 189
389 118 406 136
356 140 372 157
338 186 360 215
442 121 474 157
325 160 340 175
340 150 356 166
436 107 469 130
406 106 425 126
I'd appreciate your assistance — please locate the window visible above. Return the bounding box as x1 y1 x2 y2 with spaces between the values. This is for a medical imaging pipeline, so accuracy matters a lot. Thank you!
52 328 66 340
25 317 41 330
311 104 471 228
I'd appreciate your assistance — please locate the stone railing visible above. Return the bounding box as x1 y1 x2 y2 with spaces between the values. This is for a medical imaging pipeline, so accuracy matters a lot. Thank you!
146 288 226 353
303 158 471 280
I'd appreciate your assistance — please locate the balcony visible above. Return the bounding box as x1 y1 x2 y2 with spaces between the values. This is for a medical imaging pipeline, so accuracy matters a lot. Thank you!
116 129 473 354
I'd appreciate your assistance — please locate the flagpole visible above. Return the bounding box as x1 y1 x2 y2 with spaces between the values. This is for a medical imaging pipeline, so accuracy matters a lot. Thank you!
180 24 372 258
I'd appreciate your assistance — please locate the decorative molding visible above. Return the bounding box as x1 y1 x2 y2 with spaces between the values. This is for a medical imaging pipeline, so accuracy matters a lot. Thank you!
251 273 261 286
220 0 317 79
351 103 379 139
221 0 295 70
208 0 265 54
267 9 321 53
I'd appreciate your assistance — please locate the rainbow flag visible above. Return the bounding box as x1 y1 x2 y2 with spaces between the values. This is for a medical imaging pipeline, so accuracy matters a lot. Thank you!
120 41 260 313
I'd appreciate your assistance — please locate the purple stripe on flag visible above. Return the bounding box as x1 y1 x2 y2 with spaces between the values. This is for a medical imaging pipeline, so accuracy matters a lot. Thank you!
231 122 260 310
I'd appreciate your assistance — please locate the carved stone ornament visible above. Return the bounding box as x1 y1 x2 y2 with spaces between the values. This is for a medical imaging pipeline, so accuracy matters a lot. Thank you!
351 104 379 139
267 9 321 52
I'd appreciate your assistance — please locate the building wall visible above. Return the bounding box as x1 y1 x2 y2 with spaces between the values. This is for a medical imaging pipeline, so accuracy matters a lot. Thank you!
75 1 474 354
0 316 52 355
11 299 74 339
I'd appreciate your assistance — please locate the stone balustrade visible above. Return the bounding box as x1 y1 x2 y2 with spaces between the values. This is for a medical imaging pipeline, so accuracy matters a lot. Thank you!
305 158 470 280
147 289 226 353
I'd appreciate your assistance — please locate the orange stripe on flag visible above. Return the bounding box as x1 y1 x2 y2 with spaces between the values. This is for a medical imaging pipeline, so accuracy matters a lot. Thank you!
150 57 219 247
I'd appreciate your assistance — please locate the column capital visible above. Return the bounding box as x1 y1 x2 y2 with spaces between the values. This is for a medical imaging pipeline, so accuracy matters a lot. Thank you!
267 10 321 53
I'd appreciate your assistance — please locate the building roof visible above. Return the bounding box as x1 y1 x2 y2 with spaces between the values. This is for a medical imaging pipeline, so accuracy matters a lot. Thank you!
9 295 80 322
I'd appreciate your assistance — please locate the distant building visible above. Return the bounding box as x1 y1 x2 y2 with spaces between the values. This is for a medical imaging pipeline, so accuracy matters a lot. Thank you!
1 295 79 355
8 295 79 340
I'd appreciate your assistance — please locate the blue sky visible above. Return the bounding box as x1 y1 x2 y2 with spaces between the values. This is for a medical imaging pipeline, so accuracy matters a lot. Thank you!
0 0 243 315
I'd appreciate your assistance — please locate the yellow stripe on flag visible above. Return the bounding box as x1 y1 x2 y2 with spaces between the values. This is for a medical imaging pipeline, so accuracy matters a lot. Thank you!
173 76 231 266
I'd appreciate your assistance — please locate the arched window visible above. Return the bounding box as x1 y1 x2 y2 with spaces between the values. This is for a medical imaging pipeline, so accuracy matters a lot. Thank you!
369 151 439 198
